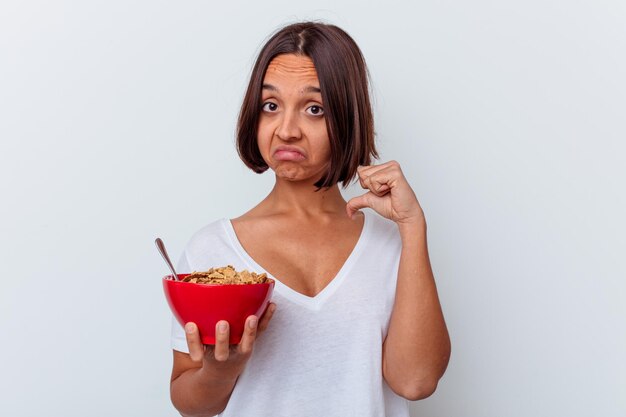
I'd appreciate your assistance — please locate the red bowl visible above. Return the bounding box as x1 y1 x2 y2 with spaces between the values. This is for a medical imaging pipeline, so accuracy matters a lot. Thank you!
163 274 275 345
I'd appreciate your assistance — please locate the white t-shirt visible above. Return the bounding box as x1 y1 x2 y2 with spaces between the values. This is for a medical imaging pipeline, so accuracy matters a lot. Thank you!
171 209 410 417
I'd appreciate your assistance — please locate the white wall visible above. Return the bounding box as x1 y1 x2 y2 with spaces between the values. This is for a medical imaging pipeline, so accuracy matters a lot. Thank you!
1 1 624 416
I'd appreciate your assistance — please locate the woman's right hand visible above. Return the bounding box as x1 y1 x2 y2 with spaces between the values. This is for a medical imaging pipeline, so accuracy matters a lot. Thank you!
184 302 277 380
170 303 277 416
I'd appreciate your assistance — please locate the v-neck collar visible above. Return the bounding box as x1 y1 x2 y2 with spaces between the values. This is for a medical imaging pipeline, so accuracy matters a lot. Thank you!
222 211 371 310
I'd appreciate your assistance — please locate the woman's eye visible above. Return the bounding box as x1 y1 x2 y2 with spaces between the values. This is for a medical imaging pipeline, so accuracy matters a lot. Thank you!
306 105 324 116
262 102 278 112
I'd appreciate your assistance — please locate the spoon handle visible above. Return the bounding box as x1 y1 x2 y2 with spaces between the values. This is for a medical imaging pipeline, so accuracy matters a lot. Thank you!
155 238 180 281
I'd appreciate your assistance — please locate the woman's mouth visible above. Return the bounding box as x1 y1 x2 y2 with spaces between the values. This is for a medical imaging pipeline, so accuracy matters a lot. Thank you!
273 147 306 161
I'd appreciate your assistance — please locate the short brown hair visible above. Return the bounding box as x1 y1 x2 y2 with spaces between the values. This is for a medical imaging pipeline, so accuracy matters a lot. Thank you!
236 22 378 190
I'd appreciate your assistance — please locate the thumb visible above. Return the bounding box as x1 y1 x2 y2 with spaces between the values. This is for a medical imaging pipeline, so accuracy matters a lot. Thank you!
346 192 373 219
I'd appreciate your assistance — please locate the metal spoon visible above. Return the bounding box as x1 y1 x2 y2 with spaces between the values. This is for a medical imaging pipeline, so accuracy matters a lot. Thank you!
155 237 179 281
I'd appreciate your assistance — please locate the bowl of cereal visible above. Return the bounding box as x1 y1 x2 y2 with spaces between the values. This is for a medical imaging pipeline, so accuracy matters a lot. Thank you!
163 265 275 345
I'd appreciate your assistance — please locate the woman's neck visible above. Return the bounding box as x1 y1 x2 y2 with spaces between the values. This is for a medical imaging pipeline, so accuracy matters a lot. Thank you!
255 176 349 220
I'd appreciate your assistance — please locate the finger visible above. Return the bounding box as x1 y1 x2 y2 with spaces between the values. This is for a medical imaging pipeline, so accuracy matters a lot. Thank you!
369 176 392 196
213 321 230 362
365 175 389 195
346 192 374 219
185 322 205 362
238 315 259 355
357 166 368 189
357 162 394 179
363 167 396 196
356 165 380 190
357 164 394 194
257 302 277 333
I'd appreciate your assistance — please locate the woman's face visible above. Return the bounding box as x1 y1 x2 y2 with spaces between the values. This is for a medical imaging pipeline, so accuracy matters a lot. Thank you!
257 53 330 184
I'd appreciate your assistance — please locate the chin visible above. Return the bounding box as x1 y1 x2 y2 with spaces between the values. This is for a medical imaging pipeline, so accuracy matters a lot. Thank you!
271 162 325 184
274 165 303 180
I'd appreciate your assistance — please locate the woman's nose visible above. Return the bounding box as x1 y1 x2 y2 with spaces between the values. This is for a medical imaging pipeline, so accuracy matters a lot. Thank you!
276 110 301 141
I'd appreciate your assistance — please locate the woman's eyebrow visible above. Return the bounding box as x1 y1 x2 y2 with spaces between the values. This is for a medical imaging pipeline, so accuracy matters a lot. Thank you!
262 83 321 94
303 86 321 93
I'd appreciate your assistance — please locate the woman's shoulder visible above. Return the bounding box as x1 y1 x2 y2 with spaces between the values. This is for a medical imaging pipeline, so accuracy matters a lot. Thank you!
365 209 400 240
177 217 241 271
183 218 230 254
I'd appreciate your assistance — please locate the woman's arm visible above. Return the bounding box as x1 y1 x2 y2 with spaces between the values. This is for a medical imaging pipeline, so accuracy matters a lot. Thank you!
382 219 451 400
170 304 276 416
346 161 451 400
171 349 237 417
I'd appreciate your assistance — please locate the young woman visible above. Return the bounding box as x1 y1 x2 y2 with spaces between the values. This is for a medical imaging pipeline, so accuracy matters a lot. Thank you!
169 22 451 417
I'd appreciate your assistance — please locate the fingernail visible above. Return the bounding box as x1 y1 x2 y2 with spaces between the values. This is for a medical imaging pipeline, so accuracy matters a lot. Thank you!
185 323 195 334
218 322 228 333
248 318 257 329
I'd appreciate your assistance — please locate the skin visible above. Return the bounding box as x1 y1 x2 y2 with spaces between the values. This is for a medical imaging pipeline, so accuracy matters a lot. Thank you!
170 54 451 416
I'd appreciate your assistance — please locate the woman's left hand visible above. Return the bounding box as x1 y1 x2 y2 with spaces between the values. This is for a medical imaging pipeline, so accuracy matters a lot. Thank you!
346 161 425 226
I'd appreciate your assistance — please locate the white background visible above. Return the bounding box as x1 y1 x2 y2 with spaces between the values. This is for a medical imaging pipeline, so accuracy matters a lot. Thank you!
1 1 625 416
